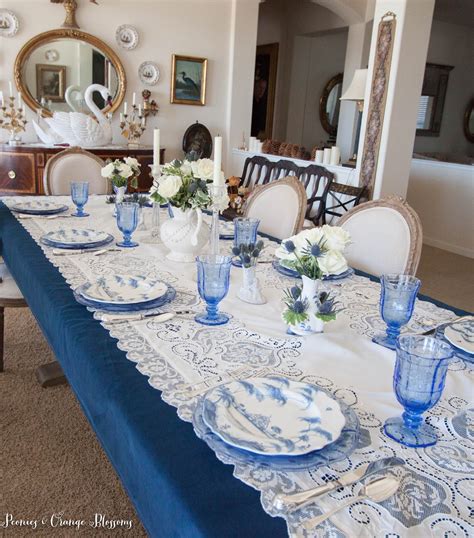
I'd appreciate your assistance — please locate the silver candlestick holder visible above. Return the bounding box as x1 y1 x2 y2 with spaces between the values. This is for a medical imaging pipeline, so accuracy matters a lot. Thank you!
209 184 229 256
149 164 162 241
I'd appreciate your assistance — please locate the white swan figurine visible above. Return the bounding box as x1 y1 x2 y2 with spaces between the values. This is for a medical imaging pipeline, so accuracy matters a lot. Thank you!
65 85 85 113
45 84 113 147
32 118 64 145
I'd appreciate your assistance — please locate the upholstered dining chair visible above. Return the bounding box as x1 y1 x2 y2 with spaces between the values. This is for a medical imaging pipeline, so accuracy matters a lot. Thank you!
338 195 423 276
243 177 307 240
43 147 110 195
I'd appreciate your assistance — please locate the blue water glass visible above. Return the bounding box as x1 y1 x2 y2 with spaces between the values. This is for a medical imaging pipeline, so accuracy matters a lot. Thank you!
71 181 89 217
232 218 260 267
384 335 453 448
195 255 232 326
372 274 421 349
116 202 139 248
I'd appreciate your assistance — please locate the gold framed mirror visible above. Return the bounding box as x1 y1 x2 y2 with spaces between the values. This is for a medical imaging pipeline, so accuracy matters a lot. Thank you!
14 28 126 117
319 73 343 137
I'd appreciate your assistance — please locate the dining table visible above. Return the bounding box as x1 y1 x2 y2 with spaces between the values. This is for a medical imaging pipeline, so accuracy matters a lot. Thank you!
0 195 472 538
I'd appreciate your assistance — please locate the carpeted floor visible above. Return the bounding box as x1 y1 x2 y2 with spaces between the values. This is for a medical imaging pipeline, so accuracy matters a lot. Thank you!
0 307 147 537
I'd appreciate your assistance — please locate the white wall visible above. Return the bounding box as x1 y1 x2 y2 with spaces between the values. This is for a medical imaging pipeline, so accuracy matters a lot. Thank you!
0 0 258 169
286 29 348 149
413 19 474 157
407 159 474 258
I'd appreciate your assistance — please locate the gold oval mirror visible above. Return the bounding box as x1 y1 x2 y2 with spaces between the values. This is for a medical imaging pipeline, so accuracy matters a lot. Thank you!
463 98 474 143
319 73 343 137
14 28 126 117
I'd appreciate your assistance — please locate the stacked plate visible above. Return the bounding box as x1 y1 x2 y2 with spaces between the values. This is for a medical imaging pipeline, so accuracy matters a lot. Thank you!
12 200 68 215
40 228 114 250
219 221 235 240
74 274 176 312
194 376 359 471
435 316 474 364
272 260 354 281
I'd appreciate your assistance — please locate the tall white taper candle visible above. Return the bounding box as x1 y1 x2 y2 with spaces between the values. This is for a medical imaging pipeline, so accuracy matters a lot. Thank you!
8 81 13 97
153 129 160 165
213 135 223 185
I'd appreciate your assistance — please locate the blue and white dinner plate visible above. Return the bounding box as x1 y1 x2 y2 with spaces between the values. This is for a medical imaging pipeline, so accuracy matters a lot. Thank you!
74 282 176 312
12 200 69 215
193 390 359 471
219 221 235 240
272 260 354 281
202 376 346 456
80 275 169 305
40 229 114 250
444 317 474 355
436 319 474 363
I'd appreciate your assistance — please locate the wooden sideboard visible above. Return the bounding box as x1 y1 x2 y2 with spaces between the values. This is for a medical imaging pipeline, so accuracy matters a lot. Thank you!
0 144 165 195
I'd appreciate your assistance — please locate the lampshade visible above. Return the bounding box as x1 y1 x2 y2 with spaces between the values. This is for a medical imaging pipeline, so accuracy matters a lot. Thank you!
340 68 368 101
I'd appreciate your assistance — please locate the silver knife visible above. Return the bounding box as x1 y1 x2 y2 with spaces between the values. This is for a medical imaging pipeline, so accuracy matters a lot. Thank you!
273 456 405 510
101 310 192 324
53 248 121 256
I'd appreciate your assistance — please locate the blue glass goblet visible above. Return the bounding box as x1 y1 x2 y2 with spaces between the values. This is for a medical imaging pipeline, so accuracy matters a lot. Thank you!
71 181 89 217
195 255 232 326
116 202 139 248
372 274 421 350
384 335 453 448
232 218 260 267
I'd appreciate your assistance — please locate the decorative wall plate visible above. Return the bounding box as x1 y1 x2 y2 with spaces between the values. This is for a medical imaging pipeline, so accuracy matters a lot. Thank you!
138 61 160 86
45 49 59 62
0 9 19 37
115 25 139 50
182 121 212 158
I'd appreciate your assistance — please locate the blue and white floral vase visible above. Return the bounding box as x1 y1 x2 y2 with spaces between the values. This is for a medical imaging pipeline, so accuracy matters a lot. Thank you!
289 276 325 335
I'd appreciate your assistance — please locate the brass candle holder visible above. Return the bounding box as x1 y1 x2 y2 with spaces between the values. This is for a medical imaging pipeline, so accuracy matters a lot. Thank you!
0 96 27 146
120 104 146 148
142 90 159 118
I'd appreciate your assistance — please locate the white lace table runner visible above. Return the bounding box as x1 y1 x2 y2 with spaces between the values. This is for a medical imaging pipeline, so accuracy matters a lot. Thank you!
4 196 473 538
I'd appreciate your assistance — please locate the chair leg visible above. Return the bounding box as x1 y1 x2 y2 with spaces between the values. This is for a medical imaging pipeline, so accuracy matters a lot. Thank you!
35 361 67 388
0 306 4 373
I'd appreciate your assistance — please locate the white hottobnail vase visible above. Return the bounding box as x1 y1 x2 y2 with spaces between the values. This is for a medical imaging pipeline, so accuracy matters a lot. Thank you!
289 275 325 335
237 264 266 304
160 206 210 262
112 185 127 216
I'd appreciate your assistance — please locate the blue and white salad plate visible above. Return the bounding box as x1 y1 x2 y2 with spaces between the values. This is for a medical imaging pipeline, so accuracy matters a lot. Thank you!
219 221 235 240
444 317 474 355
80 275 168 305
193 392 359 471
41 229 114 249
74 282 176 312
435 317 474 362
202 376 346 456
12 200 69 215
272 260 354 281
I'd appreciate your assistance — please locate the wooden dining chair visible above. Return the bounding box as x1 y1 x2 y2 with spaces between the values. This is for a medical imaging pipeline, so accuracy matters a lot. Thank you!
323 182 368 224
240 156 274 189
296 164 334 226
44 146 110 195
268 159 300 183
243 177 307 240
338 195 423 276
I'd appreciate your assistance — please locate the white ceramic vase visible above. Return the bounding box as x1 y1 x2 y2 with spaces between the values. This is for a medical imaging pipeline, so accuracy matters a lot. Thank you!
160 206 210 262
237 265 266 304
289 276 325 335
112 185 127 216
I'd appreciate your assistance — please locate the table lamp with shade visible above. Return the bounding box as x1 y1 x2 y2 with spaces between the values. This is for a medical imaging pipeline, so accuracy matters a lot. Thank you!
340 68 368 163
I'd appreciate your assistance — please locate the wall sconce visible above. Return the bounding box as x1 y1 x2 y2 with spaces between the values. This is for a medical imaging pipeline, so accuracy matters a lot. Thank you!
340 68 368 162
142 89 159 117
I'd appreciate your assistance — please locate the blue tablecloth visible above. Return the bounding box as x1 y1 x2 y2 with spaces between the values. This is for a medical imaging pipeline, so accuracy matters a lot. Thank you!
0 202 289 537
1 201 470 537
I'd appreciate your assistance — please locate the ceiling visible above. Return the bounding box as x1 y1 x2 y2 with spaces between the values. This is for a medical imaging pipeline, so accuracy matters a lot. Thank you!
433 0 474 27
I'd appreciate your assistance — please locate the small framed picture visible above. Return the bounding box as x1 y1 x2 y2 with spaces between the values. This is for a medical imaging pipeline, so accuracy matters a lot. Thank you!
171 54 207 106
36 64 66 102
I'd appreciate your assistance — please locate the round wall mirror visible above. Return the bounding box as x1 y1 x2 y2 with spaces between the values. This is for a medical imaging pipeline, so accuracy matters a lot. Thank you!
463 99 474 143
319 73 343 137
14 29 126 116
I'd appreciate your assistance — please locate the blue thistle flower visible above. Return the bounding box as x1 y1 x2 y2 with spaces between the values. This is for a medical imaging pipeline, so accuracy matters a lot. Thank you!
285 240 296 253
293 300 306 314
243 254 251 265
256 240 264 250
310 243 322 257
290 286 301 299
232 246 241 256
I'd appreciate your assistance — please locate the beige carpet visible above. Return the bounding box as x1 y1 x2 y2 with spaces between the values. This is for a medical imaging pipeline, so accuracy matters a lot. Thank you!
0 307 147 537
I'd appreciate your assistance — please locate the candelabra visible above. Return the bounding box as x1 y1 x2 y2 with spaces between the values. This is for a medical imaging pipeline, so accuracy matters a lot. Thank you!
209 184 228 255
0 96 27 146
120 104 146 147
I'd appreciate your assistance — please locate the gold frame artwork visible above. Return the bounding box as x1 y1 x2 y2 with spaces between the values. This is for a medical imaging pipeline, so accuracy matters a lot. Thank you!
36 64 66 103
170 54 207 106
252 43 279 140
14 28 126 116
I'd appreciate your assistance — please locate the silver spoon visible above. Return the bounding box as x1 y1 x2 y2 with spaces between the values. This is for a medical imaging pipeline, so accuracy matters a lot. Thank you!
303 476 399 529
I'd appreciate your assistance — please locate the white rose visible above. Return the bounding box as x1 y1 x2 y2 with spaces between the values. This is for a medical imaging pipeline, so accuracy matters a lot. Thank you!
318 249 348 275
157 175 183 199
196 158 214 180
119 163 133 178
101 162 115 178
321 225 351 252
190 161 200 177
216 192 230 212
124 157 140 170
275 227 325 260
180 160 193 175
